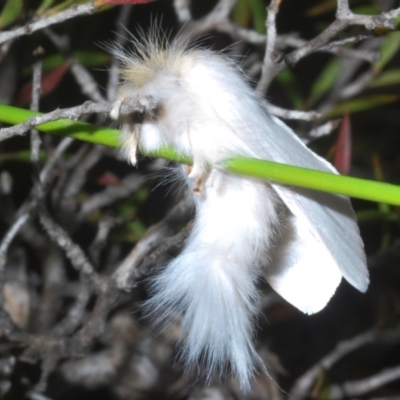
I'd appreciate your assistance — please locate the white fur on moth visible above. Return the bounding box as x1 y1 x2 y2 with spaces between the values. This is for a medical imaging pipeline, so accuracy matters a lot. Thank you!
111 34 369 391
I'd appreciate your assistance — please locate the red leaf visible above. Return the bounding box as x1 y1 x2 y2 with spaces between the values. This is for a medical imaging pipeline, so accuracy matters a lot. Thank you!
94 0 155 6
96 172 122 186
334 113 352 175
16 62 72 106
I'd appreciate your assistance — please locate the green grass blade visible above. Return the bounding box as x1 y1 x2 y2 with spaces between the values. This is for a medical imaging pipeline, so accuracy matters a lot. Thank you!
1 104 400 206
224 157 400 206
0 104 119 147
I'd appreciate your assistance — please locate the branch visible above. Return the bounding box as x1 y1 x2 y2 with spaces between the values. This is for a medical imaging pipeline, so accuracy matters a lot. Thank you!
0 3 96 46
180 0 236 39
267 105 321 121
38 205 102 288
30 58 43 164
113 196 194 291
107 5 133 102
257 0 282 94
2 104 400 207
290 327 400 400
0 101 110 141
330 365 400 399
173 0 192 23
267 7 400 86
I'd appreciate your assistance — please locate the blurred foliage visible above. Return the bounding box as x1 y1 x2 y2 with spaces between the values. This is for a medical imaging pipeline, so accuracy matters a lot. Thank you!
0 0 22 29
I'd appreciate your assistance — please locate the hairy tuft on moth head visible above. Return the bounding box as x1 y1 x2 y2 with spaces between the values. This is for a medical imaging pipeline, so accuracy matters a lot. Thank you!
110 29 369 392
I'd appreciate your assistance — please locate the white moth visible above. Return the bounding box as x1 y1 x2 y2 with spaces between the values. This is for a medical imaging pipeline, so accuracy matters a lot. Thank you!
110 33 369 391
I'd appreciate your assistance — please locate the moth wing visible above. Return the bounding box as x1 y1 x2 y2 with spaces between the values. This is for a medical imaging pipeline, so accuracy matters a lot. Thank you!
259 114 368 312
266 208 342 314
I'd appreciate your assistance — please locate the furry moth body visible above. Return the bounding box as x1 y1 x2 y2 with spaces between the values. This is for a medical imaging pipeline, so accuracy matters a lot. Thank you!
111 34 369 391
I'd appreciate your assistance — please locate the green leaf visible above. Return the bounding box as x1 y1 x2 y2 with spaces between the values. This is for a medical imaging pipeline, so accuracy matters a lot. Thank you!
249 0 266 34
276 70 304 109
23 52 111 75
370 69 400 87
0 150 47 163
326 95 398 118
36 0 55 15
396 14 400 29
231 0 251 27
0 0 22 29
308 59 340 106
232 0 266 33
112 219 147 242
75 51 112 67
352 5 380 15
0 104 120 148
43 0 88 16
2 104 400 206
356 209 398 223
305 0 336 17
375 32 400 71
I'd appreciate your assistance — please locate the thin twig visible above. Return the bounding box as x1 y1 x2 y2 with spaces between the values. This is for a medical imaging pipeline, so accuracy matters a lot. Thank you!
39 137 74 185
0 98 151 142
30 58 43 164
113 196 194 291
0 214 30 280
290 327 400 400
307 120 341 142
0 101 110 141
62 145 104 199
0 3 96 46
173 0 192 23
108 5 133 102
38 205 102 288
89 216 123 265
70 61 106 103
180 0 236 40
51 282 91 337
79 174 146 219
267 105 321 121
257 0 282 94
330 365 400 399
338 69 377 100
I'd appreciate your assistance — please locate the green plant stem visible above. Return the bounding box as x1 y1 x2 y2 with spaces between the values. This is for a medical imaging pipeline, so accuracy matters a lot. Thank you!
224 158 400 206
1 104 400 206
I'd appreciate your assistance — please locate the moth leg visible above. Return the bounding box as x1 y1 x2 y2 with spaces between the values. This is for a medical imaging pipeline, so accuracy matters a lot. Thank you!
136 96 159 118
110 99 123 120
120 123 140 166
114 95 162 166
112 95 160 120
184 163 210 195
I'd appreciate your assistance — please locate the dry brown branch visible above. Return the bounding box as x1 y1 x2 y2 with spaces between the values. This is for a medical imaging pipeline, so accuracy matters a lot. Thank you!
0 101 109 141
38 205 102 288
113 195 194 291
180 0 236 39
107 6 133 102
0 3 96 45
71 61 106 103
30 59 43 164
255 0 400 93
79 173 146 219
257 0 282 94
330 365 400 399
267 105 322 121
290 327 400 400
173 0 192 23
